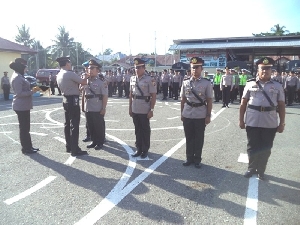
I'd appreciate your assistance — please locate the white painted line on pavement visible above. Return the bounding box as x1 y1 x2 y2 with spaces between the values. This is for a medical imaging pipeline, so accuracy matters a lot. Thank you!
29 132 48 136
45 108 64 125
64 156 77 165
4 176 57 205
75 107 224 224
0 131 12 134
244 177 259 225
167 116 180 120
53 137 77 165
75 138 186 225
54 136 66 144
170 107 180 110
238 153 249 163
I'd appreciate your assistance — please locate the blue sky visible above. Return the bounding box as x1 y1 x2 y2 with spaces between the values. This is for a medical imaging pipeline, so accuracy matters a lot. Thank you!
0 0 299 55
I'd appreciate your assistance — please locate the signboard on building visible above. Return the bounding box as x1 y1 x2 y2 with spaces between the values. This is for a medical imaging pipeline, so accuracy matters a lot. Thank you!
180 50 227 68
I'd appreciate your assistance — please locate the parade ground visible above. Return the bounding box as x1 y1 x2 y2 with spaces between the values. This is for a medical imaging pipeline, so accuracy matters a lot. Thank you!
0 94 299 225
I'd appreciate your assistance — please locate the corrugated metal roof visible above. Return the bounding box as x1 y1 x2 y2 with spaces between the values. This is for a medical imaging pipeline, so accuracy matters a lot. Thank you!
169 39 300 50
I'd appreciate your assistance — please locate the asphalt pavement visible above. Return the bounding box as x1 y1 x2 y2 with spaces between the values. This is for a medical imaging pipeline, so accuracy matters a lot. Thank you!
0 94 299 225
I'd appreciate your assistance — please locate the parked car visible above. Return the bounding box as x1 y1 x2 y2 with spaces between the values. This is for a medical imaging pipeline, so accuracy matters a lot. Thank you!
206 74 214 85
36 69 60 86
24 75 37 88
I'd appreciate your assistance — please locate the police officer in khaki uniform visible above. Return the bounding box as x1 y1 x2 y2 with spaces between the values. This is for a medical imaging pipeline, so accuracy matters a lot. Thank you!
180 57 213 168
220 66 234 108
1 71 10 100
83 60 108 150
129 58 157 158
10 58 40 154
285 70 299 106
56 56 89 156
173 70 182 100
237 69 248 103
239 57 285 180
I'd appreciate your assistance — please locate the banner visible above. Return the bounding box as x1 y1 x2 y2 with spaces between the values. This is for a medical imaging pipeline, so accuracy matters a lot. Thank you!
180 50 227 68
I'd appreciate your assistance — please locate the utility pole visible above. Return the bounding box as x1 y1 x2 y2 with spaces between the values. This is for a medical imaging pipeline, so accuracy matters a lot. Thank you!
154 31 157 71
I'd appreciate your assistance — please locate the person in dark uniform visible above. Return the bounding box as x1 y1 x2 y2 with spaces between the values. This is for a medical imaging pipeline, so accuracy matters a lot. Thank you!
285 71 299 106
56 56 89 157
180 57 213 168
239 57 285 180
10 58 40 154
220 66 233 108
1 71 10 100
129 58 157 158
49 72 56 95
82 60 108 150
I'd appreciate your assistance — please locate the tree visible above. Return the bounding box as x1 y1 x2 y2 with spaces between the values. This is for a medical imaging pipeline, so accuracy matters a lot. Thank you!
103 48 113 55
15 24 35 47
253 24 290 37
51 26 75 62
270 24 289 36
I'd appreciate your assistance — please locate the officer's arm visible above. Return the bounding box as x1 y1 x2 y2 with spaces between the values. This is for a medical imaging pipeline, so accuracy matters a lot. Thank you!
150 92 156 110
181 96 186 114
277 101 285 126
239 98 248 124
206 98 212 117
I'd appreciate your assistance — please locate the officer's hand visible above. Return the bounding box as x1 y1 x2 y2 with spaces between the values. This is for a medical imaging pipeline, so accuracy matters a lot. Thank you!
181 115 184 122
147 111 153 119
129 108 133 117
100 109 106 116
277 124 285 133
205 116 211 125
239 121 246 129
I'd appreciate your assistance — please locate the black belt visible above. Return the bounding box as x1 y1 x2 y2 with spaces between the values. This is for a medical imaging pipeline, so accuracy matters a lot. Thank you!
85 94 103 100
132 95 150 100
186 100 205 107
248 105 276 112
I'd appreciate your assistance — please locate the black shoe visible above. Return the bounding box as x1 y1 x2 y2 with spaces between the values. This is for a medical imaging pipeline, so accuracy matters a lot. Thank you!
194 162 202 168
140 152 148 159
244 170 253 178
182 161 193 166
87 142 96 148
94 144 103 150
66 149 71 153
82 136 91 142
226 105 229 108
222 105 226 108
71 150 88 157
22 149 37 154
258 174 265 180
131 151 142 157
31 147 40 151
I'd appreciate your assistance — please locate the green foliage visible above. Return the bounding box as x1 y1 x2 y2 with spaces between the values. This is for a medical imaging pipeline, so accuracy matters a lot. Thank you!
15 24 35 47
252 24 293 37
103 48 113 55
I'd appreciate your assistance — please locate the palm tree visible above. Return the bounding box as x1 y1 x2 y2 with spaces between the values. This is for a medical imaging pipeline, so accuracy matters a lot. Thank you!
270 24 289 36
51 26 75 62
15 24 35 47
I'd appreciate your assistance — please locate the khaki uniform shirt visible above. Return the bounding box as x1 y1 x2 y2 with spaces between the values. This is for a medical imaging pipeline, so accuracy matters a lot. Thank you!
242 79 284 128
160 73 170 85
130 74 156 114
1 76 10 87
180 77 213 119
84 77 108 112
220 74 234 90
124 74 131 82
56 69 82 96
10 72 33 111
116 73 123 82
173 74 182 85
